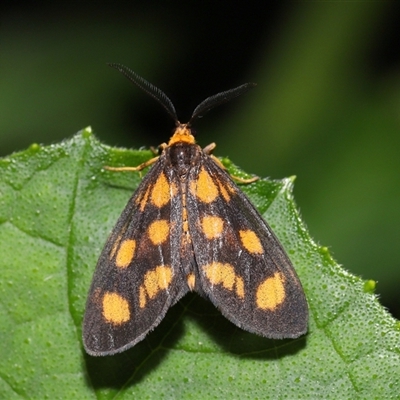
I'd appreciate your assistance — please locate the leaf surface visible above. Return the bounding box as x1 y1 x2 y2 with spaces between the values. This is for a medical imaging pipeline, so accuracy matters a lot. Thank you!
0 129 399 399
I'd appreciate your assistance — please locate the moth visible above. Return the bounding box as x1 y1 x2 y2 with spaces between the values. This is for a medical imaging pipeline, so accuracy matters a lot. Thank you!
83 64 308 356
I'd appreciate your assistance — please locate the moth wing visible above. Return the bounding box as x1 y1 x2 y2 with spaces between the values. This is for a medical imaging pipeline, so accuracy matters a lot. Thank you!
187 157 308 339
83 159 187 355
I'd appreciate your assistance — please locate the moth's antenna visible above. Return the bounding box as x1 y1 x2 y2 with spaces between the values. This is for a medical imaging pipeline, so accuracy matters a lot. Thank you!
108 63 178 123
188 82 256 126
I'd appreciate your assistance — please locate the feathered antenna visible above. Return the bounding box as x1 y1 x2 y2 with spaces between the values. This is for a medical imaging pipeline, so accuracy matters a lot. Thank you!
188 82 256 126
108 63 178 123
108 63 256 126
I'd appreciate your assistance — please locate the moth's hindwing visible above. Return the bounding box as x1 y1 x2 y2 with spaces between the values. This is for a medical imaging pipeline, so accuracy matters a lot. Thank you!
83 158 188 356
187 155 308 339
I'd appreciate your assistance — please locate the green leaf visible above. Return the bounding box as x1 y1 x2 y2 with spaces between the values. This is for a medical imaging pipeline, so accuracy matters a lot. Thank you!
0 129 399 399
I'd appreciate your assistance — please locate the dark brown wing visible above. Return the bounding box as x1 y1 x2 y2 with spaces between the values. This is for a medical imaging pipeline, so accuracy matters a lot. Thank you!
83 157 188 356
186 154 308 339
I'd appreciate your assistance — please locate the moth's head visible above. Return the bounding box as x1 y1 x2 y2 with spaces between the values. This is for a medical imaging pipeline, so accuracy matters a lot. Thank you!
168 123 196 146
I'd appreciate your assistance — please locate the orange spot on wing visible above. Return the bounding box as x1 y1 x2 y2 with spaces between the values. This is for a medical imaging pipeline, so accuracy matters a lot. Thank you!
102 292 130 324
203 262 245 298
236 276 245 298
239 230 263 254
256 273 285 310
190 167 218 203
115 239 136 268
218 182 231 202
187 273 196 290
201 215 224 239
148 220 170 244
151 173 170 208
139 266 173 308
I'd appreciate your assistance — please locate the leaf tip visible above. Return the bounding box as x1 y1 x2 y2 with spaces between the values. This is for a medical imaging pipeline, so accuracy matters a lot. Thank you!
82 126 93 138
28 143 41 153
363 279 376 294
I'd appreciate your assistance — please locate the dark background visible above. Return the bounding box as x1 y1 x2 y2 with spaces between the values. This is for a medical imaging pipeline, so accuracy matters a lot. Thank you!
1 2 400 318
